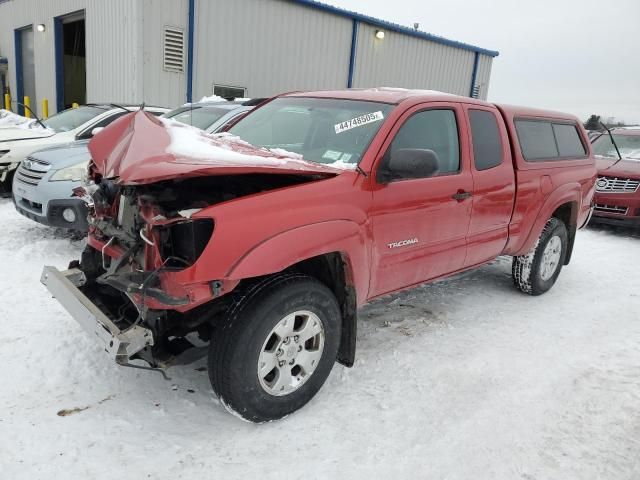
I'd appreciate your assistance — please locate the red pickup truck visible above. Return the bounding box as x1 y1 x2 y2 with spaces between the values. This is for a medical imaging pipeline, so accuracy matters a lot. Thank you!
41 89 595 422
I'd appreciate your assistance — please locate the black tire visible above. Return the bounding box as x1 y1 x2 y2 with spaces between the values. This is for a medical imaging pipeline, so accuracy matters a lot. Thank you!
0 169 14 198
512 217 568 296
208 273 341 422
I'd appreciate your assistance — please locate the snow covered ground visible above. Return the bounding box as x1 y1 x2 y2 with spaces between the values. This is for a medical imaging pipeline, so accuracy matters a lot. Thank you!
1 197 639 479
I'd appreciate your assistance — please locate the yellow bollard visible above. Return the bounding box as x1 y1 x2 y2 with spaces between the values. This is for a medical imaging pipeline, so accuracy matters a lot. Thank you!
3 93 10 111
24 96 31 118
42 99 49 119
72 102 79 109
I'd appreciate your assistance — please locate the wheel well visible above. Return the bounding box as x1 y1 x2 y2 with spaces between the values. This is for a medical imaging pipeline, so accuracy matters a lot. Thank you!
285 252 357 367
552 202 577 265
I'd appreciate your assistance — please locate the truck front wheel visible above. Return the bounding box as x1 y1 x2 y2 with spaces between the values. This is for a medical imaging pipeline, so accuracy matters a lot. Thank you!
208 274 342 422
512 217 568 296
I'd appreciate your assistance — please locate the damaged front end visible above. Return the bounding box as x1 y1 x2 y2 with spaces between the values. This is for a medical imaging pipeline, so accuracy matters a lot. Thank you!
41 110 340 373
42 178 234 374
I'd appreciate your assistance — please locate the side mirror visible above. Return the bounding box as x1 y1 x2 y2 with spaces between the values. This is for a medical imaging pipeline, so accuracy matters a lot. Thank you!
90 127 105 137
378 148 440 183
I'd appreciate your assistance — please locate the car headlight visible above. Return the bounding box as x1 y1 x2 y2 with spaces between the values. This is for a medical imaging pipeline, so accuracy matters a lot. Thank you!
49 161 88 182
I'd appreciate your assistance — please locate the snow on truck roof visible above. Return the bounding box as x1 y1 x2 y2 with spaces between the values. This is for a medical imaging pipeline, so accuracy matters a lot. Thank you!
285 87 463 104
285 88 582 122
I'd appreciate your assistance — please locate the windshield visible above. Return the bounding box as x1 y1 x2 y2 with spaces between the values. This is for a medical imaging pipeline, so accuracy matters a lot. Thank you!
43 106 107 133
165 106 230 130
228 97 393 165
592 133 640 160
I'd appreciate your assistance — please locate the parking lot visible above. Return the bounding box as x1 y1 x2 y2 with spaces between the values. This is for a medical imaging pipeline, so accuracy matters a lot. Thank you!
1 197 638 479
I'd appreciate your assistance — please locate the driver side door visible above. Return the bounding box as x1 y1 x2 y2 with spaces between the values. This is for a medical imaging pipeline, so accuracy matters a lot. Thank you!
368 103 473 298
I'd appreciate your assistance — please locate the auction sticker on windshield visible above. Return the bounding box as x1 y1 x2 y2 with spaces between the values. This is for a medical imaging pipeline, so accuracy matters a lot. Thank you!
334 111 384 134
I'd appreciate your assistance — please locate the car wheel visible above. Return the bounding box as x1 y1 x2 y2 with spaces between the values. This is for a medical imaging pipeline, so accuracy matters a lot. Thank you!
512 217 568 296
208 273 341 422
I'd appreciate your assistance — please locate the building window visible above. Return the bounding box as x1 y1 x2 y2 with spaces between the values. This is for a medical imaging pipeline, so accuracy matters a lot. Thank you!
213 84 246 100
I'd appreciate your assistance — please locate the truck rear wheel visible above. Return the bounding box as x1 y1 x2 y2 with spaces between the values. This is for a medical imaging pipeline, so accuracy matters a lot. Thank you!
208 273 341 422
512 217 568 296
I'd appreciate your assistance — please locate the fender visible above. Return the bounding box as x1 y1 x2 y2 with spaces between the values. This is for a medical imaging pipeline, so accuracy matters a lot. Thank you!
225 220 370 304
507 182 581 257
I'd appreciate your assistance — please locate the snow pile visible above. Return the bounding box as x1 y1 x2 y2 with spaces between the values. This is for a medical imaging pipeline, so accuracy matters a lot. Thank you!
0 109 32 128
162 118 287 166
267 147 303 160
597 149 640 160
199 94 226 103
325 159 357 170
0 109 55 135
619 148 640 159
376 87 456 97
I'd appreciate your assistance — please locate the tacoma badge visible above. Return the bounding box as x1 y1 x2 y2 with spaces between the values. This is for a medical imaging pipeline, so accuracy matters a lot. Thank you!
387 238 419 249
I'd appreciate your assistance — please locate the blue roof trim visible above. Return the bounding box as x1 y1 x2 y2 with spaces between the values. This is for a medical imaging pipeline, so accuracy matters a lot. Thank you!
0 57 7 65
347 19 358 88
186 0 195 103
469 51 479 97
290 0 499 57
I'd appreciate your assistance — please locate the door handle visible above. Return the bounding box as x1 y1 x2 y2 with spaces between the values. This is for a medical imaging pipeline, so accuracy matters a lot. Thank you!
452 190 472 201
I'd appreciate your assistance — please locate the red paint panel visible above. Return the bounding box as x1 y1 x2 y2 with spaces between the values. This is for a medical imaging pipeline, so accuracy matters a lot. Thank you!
368 102 473 297
463 104 515 266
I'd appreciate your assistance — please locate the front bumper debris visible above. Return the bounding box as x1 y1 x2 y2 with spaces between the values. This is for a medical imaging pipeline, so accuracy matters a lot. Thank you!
40 266 154 363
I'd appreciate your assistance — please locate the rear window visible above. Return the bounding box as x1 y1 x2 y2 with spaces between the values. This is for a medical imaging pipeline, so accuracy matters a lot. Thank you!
515 119 586 161
164 106 230 130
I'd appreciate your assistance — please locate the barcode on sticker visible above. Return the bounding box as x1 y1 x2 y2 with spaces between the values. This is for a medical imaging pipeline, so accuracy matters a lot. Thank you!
334 111 384 134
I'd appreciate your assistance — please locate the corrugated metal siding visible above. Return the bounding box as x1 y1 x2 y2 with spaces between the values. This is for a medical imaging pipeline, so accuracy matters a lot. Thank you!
142 0 188 107
0 0 496 113
0 0 141 113
193 0 352 99
353 22 476 96
474 53 493 100
87 0 142 105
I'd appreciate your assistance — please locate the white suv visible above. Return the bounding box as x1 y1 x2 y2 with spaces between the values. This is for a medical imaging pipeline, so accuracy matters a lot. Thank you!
0 104 169 195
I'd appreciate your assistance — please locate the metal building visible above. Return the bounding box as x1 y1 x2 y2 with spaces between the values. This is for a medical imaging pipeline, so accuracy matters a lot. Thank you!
0 0 498 116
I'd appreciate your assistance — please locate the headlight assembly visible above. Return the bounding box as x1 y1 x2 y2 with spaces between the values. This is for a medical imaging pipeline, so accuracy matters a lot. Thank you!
49 160 89 182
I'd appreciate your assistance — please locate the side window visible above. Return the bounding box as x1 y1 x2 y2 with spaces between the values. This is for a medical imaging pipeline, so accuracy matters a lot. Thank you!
515 120 558 160
552 123 586 157
516 119 587 161
469 109 503 170
76 112 127 140
386 109 460 179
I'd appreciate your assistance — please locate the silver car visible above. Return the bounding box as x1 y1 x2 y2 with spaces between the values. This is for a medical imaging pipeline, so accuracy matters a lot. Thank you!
13 100 260 230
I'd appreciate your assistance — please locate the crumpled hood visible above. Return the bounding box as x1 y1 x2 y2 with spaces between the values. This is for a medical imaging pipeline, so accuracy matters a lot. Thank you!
596 157 640 179
88 110 346 185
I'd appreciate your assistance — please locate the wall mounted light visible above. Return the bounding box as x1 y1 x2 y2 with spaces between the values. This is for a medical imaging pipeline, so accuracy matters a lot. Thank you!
36 24 45 32
375 30 385 40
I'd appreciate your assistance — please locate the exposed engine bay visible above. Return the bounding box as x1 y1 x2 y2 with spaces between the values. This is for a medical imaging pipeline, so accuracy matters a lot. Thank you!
72 172 324 369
